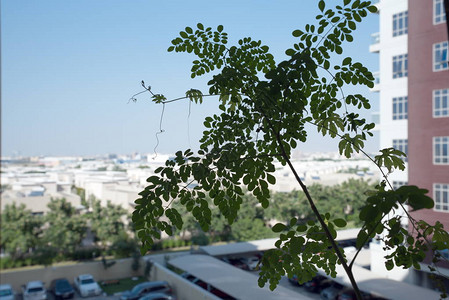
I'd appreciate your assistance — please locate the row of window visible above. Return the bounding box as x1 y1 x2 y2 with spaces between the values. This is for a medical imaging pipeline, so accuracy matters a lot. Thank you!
434 0 447 25
434 136 449 164
392 96 407 120
434 41 449 71
392 139 408 162
390 88 448 120
391 1 445 37
390 137 449 165
434 89 449 117
393 11 408 37
393 54 408 78
391 41 448 78
435 183 449 212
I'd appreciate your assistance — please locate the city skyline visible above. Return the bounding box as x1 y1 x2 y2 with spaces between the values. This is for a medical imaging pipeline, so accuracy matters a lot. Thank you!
2 0 379 157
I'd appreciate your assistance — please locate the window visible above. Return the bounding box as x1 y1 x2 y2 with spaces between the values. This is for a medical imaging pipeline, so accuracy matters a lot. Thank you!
393 139 408 161
434 183 449 211
434 136 449 164
434 0 447 24
393 54 408 78
393 96 408 120
393 11 408 36
434 41 448 71
433 89 449 117
392 181 408 190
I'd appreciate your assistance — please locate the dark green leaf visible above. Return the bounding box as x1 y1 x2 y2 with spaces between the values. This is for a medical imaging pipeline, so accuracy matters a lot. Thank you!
318 0 325 12
367 5 378 13
333 218 347 228
272 223 287 233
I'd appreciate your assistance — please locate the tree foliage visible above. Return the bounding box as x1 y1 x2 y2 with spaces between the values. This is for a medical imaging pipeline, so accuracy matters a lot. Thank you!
0 203 43 260
89 198 128 249
132 0 449 298
1 197 132 268
42 198 87 255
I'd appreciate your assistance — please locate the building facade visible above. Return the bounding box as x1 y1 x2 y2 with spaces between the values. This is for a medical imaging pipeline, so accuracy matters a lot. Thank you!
371 0 448 290
408 0 449 290
369 0 411 282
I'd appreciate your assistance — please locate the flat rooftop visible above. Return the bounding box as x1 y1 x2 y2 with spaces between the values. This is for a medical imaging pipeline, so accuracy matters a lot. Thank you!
169 254 313 300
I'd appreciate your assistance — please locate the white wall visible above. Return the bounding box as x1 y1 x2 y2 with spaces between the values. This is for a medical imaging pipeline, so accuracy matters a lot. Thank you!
378 0 408 185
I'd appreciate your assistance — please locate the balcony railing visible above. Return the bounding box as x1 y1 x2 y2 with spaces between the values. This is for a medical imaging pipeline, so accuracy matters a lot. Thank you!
372 71 380 85
371 112 380 125
370 32 380 45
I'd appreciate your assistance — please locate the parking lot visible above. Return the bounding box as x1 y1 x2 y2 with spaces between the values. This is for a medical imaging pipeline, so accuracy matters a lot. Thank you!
15 291 119 300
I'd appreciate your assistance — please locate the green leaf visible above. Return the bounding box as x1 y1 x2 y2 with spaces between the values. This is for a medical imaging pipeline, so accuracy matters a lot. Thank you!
179 31 188 39
367 5 378 13
385 259 394 271
356 230 368 249
267 173 276 185
290 217 298 227
292 30 303 37
342 57 351 65
296 224 307 232
396 186 434 211
217 25 224 32
272 223 287 233
333 218 347 228
318 0 325 12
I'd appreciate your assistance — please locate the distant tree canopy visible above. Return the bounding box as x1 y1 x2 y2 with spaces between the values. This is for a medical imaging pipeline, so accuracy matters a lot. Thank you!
0 197 132 268
0 203 43 261
42 198 87 255
173 179 375 243
89 198 128 248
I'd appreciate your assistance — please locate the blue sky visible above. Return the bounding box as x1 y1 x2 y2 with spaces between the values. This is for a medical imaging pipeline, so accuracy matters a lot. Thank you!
2 0 379 157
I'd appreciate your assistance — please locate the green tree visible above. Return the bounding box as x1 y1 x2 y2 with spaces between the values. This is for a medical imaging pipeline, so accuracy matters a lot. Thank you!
132 1 449 298
71 185 87 207
89 198 127 250
230 194 274 241
0 203 43 260
42 198 87 257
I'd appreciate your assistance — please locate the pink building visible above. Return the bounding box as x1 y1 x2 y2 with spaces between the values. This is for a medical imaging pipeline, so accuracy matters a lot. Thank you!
408 0 449 288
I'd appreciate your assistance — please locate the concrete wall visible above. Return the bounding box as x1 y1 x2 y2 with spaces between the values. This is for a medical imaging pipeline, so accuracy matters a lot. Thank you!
150 262 220 300
0 257 142 291
1 255 220 300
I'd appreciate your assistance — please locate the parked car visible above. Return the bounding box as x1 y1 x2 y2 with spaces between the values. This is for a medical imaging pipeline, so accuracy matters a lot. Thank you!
304 276 333 293
287 275 302 286
221 257 249 270
120 281 171 300
49 278 74 300
0 284 15 300
138 293 176 300
243 256 260 270
320 282 344 300
22 281 47 300
73 274 102 298
337 288 357 300
337 289 374 300
180 273 235 300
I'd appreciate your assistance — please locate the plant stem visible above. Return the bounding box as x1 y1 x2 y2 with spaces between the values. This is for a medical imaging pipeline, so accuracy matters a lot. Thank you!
280 147 363 300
